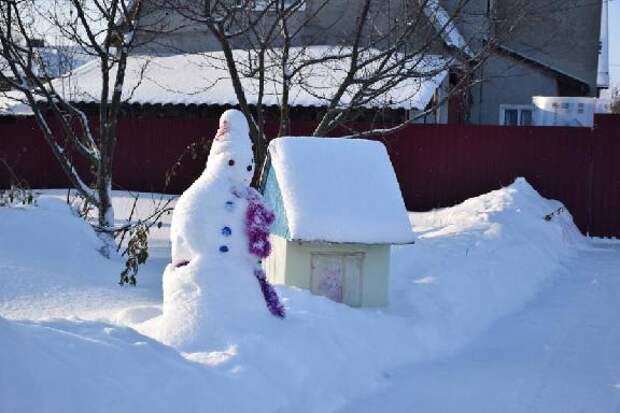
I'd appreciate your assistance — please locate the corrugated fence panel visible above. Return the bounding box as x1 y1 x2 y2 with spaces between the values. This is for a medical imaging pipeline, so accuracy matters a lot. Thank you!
0 118 70 188
113 117 220 193
382 124 593 233
0 114 619 237
590 115 620 237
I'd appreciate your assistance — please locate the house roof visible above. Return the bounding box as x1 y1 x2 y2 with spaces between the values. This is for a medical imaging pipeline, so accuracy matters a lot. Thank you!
0 46 93 81
596 0 609 89
264 137 415 245
422 0 474 59
48 46 449 110
0 91 33 116
494 44 591 94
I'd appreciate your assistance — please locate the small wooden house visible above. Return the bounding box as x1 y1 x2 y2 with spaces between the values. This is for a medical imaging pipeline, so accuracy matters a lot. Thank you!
262 137 415 307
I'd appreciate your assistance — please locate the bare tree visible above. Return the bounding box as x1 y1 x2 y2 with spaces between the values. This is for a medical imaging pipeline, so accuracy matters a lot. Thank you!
155 1 432 166
0 0 143 256
150 0 544 183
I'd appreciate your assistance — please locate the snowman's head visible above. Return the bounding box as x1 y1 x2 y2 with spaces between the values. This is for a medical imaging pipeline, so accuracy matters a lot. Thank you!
206 109 255 186
217 109 250 137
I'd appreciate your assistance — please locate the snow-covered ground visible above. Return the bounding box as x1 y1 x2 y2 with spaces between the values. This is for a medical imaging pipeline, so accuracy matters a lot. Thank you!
341 242 620 413
1 179 619 412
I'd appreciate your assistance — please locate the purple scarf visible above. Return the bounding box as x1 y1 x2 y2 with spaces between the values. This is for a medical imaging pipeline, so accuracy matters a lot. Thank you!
244 187 286 318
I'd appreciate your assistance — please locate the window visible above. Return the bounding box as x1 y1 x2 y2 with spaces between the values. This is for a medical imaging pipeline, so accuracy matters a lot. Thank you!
577 102 585 114
520 109 532 126
504 109 518 126
499 104 535 126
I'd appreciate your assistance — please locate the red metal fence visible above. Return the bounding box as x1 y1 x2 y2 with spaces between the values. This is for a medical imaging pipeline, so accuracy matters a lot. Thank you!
1 114 619 237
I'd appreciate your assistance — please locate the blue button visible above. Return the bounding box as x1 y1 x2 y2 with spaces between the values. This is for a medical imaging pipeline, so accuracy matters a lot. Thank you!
225 201 234 211
221 226 232 236
219 245 229 253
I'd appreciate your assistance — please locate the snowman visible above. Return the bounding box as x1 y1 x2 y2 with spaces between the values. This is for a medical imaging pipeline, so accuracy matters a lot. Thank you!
159 109 284 351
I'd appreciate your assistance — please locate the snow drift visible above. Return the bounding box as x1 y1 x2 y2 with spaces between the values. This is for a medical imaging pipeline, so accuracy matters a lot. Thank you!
0 196 157 322
140 178 584 411
0 316 235 413
389 177 583 355
0 178 587 413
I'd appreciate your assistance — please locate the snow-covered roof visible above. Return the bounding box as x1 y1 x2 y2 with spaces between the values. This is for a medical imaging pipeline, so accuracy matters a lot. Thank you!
264 137 415 244
0 46 93 80
0 91 33 116
422 0 474 58
596 0 609 89
50 46 448 110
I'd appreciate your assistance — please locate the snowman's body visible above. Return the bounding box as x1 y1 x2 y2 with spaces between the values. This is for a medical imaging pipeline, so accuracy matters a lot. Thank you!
159 110 279 351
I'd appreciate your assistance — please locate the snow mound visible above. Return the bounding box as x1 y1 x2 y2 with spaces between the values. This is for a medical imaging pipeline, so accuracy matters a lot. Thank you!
134 178 584 411
139 285 422 412
389 177 584 354
0 195 159 322
0 197 105 275
0 316 236 413
0 179 589 413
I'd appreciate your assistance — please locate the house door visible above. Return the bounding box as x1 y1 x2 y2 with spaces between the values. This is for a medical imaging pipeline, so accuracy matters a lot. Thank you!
310 253 363 306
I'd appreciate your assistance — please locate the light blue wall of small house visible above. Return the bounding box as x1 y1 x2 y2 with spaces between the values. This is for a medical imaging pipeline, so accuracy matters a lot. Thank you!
263 165 290 240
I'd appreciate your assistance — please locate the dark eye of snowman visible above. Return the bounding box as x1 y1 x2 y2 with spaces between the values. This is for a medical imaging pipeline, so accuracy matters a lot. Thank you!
247 165 252 171
228 159 235 166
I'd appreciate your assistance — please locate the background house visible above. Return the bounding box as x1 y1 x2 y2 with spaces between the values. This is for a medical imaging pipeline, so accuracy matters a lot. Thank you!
42 47 449 124
0 40 92 92
129 0 604 126
0 0 606 125
447 0 603 125
125 0 474 125
262 137 415 307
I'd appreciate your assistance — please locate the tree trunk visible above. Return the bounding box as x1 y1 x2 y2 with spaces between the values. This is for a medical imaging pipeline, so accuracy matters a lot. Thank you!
96 148 115 257
96 108 118 258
